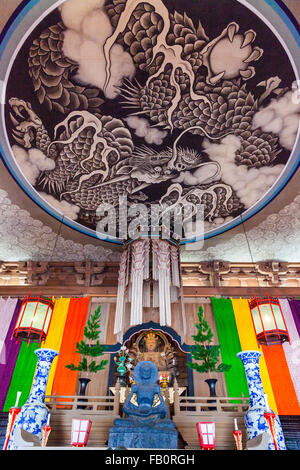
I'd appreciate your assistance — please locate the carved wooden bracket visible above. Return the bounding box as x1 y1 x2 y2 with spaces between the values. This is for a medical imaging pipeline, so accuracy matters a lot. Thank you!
74 261 106 287
0 261 299 289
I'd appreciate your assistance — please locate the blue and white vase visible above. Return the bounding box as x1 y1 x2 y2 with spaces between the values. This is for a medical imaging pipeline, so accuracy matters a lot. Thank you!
236 350 286 450
8 348 58 449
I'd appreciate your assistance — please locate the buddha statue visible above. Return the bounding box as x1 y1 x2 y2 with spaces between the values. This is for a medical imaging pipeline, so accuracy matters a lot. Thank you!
128 331 175 379
108 361 178 448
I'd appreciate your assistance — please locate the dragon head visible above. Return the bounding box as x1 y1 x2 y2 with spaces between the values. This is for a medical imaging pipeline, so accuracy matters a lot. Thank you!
8 98 43 148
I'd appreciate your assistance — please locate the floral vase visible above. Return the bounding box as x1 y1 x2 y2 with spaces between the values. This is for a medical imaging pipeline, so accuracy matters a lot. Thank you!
236 350 286 450
8 348 58 450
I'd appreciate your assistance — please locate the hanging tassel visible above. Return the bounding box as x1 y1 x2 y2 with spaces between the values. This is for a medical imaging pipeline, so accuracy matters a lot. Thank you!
143 281 151 308
156 240 171 326
152 239 159 281
178 246 187 339
116 237 185 335
170 244 180 288
153 281 159 308
143 238 150 280
130 240 147 326
114 249 128 336
170 286 179 303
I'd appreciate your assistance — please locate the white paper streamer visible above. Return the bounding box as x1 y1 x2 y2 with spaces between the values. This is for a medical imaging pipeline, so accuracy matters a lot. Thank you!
130 240 147 326
115 238 185 335
114 250 128 336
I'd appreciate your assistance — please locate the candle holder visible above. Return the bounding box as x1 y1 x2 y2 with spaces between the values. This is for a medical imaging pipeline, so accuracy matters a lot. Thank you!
264 412 278 450
233 430 243 450
42 425 52 447
2 407 21 450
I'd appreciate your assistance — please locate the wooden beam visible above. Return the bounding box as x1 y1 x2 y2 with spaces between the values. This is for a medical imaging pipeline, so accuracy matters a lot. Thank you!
0 285 299 298
182 286 300 297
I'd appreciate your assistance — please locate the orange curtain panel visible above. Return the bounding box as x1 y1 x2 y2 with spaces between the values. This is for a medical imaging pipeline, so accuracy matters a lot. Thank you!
231 298 277 413
41 297 70 397
51 297 90 397
261 344 300 415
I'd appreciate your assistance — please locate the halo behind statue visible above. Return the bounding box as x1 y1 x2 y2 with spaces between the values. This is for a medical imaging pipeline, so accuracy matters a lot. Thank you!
133 361 158 384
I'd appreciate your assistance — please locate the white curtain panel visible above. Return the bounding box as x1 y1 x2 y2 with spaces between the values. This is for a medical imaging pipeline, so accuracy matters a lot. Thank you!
0 297 19 364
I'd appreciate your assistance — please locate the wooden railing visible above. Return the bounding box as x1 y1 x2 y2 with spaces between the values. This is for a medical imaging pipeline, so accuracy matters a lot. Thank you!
44 378 249 417
173 380 249 415
45 380 121 415
173 395 249 415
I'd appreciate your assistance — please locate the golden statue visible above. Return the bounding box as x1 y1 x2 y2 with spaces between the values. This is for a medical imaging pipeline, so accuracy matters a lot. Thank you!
127 331 175 380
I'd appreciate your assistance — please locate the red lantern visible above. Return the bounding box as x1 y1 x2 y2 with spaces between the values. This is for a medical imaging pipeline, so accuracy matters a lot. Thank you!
196 422 215 450
71 419 92 447
248 294 290 347
12 293 54 345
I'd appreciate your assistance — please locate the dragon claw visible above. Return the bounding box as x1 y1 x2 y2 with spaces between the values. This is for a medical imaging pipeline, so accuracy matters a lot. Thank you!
227 23 238 42
8 97 43 149
209 71 225 85
202 22 263 84
240 66 255 80
241 30 256 48
243 47 263 63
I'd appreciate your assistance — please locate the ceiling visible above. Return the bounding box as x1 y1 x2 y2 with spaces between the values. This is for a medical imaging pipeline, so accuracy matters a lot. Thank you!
0 0 299 263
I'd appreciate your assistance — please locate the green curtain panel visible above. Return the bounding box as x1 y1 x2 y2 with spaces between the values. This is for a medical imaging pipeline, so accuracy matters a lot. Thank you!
3 342 38 412
211 297 249 399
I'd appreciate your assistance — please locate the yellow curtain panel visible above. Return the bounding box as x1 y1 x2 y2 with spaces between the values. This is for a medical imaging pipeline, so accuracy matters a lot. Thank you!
231 298 278 413
41 297 70 397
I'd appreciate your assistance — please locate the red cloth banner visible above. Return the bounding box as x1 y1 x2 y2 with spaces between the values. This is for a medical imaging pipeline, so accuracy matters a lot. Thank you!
51 297 90 398
262 344 300 415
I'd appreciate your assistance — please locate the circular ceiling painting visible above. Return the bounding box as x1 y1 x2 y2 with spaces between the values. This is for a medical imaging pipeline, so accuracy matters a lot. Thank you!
0 0 299 244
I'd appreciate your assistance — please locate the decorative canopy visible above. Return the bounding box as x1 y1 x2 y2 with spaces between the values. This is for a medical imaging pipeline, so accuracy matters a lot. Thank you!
114 234 185 341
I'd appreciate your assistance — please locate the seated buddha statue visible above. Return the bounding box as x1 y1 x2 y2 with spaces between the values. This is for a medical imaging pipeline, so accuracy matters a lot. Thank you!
113 361 175 429
129 331 174 379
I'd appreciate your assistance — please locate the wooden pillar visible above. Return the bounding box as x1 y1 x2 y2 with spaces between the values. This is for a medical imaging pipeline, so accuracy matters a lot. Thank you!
173 378 180 416
113 378 120 415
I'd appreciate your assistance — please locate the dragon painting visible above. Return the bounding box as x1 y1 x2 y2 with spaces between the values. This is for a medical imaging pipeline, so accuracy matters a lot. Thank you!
6 0 297 239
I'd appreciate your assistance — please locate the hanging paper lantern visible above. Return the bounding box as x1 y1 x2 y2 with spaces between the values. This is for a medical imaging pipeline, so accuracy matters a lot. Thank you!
114 233 186 341
248 294 290 346
12 293 54 345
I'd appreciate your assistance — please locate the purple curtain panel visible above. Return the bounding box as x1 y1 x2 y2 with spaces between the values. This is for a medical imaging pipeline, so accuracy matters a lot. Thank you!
288 299 300 337
0 299 22 411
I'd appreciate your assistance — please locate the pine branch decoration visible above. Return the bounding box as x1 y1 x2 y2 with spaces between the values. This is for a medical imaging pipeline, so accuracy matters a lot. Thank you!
187 306 231 374
65 305 108 374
